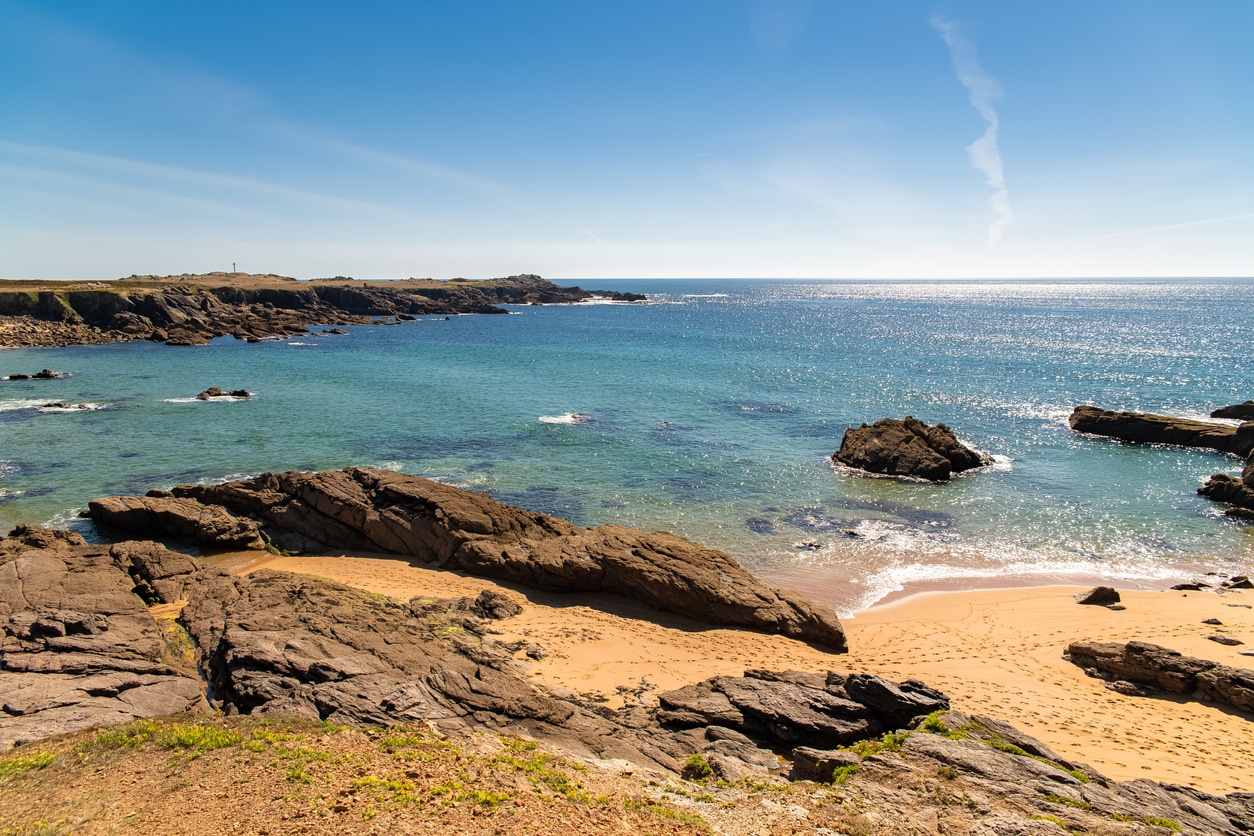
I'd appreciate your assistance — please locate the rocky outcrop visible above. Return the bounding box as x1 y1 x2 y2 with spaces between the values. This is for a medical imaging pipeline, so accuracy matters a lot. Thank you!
656 670 949 751
1069 405 1254 457
0 526 207 751
1066 640 1254 713
1214 401 1254 420
1199 454 1254 520
196 387 251 400
0 274 646 349
3 528 1253 832
88 494 266 550
132 467 848 651
833 417 991 481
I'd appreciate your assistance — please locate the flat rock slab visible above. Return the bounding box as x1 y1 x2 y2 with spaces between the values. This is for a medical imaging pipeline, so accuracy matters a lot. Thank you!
1066 639 1254 713
1069 405 1254 457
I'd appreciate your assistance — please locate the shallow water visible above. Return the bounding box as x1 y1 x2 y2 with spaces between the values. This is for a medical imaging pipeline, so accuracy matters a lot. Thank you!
2 278 1251 613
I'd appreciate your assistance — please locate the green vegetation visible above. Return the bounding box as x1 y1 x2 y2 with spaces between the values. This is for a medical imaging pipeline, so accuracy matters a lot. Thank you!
488 736 592 803
1032 813 1070 832
1041 792 1091 810
1145 817 1182 831
0 753 55 778
830 764 860 785
918 712 1089 784
624 799 710 831
841 730 909 759
681 753 713 782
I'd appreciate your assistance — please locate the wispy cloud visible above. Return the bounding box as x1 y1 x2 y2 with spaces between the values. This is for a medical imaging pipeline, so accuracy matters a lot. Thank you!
931 14 1013 246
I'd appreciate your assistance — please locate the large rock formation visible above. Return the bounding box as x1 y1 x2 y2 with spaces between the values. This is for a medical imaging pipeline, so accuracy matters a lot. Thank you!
833 417 991 481
1069 405 1254 458
88 494 266 550
91 468 848 651
3 528 1252 833
1066 640 1254 712
0 273 646 349
0 526 207 751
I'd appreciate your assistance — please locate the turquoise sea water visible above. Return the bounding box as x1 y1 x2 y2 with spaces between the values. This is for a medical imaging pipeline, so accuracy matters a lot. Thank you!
2 278 1251 613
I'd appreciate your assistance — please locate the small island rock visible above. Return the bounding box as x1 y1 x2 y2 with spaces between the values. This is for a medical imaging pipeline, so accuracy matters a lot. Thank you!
833 417 991 481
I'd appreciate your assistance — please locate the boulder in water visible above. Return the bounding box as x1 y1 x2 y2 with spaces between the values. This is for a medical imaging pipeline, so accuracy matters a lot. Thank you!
833 417 991 481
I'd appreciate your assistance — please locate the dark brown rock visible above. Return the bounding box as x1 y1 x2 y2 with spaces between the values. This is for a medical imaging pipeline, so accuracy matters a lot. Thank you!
833 417 991 481
1213 401 1254 420
168 468 847 650
0 527 207 750
196 387 252 400
789 745 862 781
88 494 265 550
1066 640 1254 712
1073 587 1120 606
1069 405 1254 457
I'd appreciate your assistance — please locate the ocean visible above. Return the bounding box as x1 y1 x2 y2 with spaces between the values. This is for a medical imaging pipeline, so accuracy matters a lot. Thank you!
2 278 1251 614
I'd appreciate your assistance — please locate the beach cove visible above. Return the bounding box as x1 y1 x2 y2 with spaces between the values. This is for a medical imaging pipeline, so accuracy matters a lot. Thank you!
3 278 1252 613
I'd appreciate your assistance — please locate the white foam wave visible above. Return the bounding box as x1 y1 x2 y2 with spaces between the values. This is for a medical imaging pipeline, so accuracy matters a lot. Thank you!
163 395 253 403
0 398 49 412
37 402 104 413
539 412 591 425
681 293 729 299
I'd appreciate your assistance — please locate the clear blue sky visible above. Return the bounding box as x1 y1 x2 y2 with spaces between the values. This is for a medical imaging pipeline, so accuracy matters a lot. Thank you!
2 1 1251 280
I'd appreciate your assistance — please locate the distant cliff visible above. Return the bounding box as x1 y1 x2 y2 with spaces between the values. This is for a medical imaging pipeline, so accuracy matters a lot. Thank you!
0 273 645 348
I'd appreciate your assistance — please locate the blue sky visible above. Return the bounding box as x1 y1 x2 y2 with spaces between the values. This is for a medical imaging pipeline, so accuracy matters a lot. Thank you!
2 1 1251 280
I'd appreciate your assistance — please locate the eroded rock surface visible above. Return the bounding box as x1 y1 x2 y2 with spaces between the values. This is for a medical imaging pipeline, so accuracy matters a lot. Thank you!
1066 640 1254 712
1069 405 1254 457
95 467 848 651
833 417 991 481
88 494 266 550
0 526 206 751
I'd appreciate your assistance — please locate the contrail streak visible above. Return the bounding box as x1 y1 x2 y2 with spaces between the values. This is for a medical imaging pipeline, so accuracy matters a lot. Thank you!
932 15 1013 246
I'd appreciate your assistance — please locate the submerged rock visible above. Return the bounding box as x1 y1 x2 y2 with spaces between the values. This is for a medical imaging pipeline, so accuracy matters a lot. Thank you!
1069 405 1254 457
833 417 991 481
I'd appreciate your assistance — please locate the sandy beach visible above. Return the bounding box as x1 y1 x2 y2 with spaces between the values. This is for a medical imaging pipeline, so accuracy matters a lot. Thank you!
219 550 1254 795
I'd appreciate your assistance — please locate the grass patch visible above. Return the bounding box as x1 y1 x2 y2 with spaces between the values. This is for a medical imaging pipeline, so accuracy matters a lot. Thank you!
1041 792 1092 810
681 753 712 782
1145 818 1182 831
830 764 859 785
624 799 709 831
156 724 241 756
0 819 66 836
0 753 55 778
841 730 909 759
1033 814 1070 832
488 737 591 803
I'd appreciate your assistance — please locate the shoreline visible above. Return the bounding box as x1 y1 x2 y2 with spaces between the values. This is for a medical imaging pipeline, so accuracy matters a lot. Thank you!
214 549 1254 794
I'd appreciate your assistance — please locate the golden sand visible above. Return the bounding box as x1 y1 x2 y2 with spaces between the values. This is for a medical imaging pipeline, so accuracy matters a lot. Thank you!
224 551 1254 794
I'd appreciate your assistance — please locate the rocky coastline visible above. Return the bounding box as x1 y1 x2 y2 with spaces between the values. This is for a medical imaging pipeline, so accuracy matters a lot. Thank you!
0 273 645 348
5 509 1254 834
